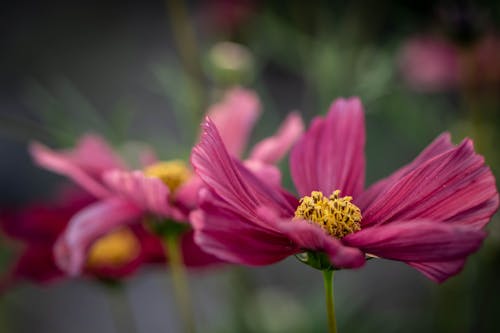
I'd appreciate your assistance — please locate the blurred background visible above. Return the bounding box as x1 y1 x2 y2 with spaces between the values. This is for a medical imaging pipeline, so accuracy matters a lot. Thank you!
1 0 500 332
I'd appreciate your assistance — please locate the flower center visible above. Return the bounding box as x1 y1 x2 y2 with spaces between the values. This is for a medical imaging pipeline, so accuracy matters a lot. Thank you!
87 228 140 268
294 190 362 238
144 160 191 193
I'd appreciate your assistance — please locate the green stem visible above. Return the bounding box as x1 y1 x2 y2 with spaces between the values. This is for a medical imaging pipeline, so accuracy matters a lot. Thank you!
165 0 206 119
107 285 137 333
323 270 338 333
164 235 196 333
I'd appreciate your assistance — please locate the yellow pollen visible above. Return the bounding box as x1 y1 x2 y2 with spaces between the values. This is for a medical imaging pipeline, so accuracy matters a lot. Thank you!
144 160 191 193
294 190 362 238
87 228 140 268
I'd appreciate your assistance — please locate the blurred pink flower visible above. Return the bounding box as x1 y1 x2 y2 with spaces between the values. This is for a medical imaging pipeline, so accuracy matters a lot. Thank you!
31 88 303 276
399 36 460 91
191 97 498 283
0 186 165 290
399 34 500 91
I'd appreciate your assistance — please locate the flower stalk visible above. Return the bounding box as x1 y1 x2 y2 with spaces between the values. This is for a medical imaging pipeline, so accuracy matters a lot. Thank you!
106 284 137 333
322 270 337 333
164 234 196 333
165 0 206 118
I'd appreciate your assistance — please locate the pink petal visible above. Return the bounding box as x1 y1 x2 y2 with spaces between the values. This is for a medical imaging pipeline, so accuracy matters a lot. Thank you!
191 117 296 223
30 142 112 198
68 134 127 174
290 97 365 197
139 146 159 167
444 192 499 229
407 259 467 283
358 132 454 208
179 230 225 267
134 225 165 263
360 139 499 227
243 160 282 188
190 197 295 265
249 112 304 164
343 220 485 262
207 87 261 157
276 218 365 268
54 198 143 276
103 170 171 217
174 176 204 211
10 243 63 285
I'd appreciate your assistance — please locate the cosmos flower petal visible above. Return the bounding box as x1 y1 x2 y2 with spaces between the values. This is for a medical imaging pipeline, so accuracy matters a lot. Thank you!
444 192 499 229
66 134 127 174
407 259 467 283
0 188 95 242
249 112 304 164
290 97 365 197
54 198 143 276
277 219 365 268
360 139 499 227
30 142 112 198
176 174 277 226
243 160 282 188
103 170 171 217
179 230 225 267
289 117 322 198
358 132 454 208
207 87 261 157
11 244 62 285
174 176 204 211
139 146 159 167
190 195 296 265
191 117 296 223
343 220 485 262
0 187 121 287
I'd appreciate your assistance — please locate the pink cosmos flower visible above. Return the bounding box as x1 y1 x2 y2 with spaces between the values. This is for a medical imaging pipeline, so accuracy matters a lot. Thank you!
30 88 303 276
191 97 499 283
0 185 166 291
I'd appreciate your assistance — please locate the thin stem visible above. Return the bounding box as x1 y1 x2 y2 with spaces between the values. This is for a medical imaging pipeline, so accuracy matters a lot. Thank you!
164 235 196 333
165 0 206 119
323 270 338 333
106 285 137 333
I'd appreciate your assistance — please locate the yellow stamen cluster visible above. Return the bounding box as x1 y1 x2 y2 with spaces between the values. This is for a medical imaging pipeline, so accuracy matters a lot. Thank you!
87 228 140 267
294 190 362 238
144 160 191 193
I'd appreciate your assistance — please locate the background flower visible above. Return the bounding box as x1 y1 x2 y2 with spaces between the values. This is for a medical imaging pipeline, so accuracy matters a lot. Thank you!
30 88 302 276
0 185 165 289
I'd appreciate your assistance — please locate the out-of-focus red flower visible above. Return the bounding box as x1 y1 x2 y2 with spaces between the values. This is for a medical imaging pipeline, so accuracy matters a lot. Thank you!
0 186 166 290
191 97 498 283
398 34 500 91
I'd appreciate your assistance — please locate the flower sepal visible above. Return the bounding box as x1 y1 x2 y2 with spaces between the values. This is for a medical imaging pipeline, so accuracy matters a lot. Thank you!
97 277 124 289
146 218 191 238
295 251 337 271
